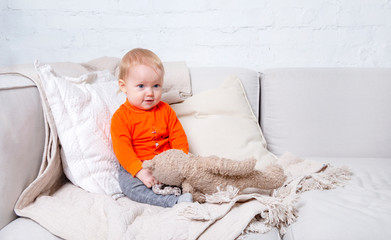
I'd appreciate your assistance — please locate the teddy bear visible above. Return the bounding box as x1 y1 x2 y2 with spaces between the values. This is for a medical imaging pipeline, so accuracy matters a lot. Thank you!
142 149 286 203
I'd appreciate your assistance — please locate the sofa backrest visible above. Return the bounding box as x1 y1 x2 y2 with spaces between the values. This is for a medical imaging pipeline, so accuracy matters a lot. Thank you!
0 75 45 230
260 68 391 158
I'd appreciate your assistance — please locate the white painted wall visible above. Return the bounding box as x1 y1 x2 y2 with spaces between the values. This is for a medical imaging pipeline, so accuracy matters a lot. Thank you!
1 0 391 69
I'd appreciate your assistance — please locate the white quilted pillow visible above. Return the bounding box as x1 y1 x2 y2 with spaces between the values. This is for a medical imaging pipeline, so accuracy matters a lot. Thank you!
171 76 277 170
36 62 125 196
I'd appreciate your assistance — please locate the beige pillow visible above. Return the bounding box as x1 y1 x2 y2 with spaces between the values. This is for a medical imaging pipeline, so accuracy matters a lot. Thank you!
171 76 277 170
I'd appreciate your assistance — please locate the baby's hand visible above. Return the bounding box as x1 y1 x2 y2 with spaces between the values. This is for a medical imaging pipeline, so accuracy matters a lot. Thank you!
136 168 159 188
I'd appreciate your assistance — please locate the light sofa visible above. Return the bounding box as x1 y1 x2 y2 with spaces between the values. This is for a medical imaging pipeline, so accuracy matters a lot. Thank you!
0 60 390 240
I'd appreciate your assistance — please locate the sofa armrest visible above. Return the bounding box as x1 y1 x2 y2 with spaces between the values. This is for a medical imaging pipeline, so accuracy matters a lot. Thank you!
0 74 45 229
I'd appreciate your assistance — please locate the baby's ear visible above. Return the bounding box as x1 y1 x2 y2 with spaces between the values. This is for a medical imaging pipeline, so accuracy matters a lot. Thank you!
118 79 127 93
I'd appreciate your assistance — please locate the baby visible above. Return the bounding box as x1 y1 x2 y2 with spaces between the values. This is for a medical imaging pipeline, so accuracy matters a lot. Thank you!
111 48 192 207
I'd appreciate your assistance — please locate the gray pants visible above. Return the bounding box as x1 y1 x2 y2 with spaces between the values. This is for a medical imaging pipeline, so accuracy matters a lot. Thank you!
118 165 179 208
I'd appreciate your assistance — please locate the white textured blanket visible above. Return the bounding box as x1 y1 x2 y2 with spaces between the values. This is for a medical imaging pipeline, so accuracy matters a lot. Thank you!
0 60 351 239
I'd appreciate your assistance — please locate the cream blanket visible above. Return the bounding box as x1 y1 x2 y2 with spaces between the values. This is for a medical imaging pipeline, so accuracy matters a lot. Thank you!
0 60 351 239
14 152 350 239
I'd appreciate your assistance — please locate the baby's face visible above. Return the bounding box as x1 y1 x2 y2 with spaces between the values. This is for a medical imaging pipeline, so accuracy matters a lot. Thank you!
120 64 163 110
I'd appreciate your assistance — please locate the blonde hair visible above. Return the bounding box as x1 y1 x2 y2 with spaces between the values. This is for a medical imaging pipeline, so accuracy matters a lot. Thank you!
119 48 165 81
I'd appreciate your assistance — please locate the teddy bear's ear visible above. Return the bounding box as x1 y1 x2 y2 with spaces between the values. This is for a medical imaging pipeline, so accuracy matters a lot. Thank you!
142 160 155 170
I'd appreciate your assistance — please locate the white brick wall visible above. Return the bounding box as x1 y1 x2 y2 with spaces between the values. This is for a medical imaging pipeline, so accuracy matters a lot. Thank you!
1 0 391 69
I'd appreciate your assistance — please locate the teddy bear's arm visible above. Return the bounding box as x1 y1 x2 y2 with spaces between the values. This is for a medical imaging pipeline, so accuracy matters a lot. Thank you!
197 156 257 176
182 181 205 202
181 181 193 193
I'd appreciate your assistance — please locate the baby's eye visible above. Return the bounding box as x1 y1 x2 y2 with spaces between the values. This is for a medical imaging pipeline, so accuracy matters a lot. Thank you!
153 84 161 88
137 84 144 88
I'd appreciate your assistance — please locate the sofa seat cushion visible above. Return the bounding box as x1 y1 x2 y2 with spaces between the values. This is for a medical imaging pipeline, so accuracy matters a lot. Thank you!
0 217 281 240
0 218 60 240
283 157 391 240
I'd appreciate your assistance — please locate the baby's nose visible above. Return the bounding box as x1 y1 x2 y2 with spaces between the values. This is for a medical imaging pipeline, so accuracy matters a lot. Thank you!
146 87 154 95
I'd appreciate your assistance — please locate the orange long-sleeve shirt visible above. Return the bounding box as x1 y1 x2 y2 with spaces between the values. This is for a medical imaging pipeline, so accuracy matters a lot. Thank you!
111 100 189 176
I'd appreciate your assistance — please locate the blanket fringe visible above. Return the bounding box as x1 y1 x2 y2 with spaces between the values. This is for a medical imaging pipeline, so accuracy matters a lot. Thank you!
253 192 299 235
178 202 212 221
240 218 272 236
298 165 352 193
273 164 352 199
204 185 239 204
